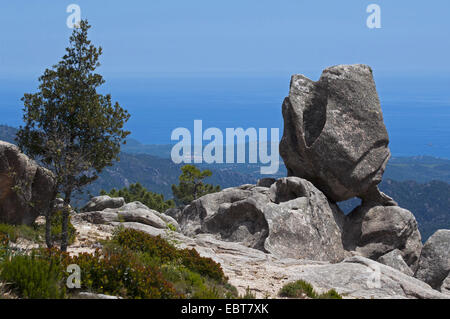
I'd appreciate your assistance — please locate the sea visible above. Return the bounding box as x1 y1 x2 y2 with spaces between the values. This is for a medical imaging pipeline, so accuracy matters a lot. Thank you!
1 74 449 159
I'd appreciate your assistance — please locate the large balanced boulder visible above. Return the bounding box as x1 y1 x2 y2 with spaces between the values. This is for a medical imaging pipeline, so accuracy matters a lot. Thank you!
179 177 347 262
0 141 54 225
343 204 422 272
415 230 450 290
279 64 395 204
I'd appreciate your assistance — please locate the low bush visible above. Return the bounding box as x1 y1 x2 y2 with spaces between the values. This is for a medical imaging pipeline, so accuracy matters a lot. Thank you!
279 280 342 299
0 228 236 299
0 223 43 243
279 280 318 298
111 228 227 283
63 249 181 299
317 289 342 299
0 252 66 299
0 212 76 246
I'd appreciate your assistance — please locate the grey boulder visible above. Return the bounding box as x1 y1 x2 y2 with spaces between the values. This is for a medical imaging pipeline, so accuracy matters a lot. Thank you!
0 141 55 225
82 195 125 212
415 230 450 290
263 178 346 262
279 64 394 204
179 177 347 262
377 249 413 276
79 201 179 231
292 256 447 299
343 204 422 272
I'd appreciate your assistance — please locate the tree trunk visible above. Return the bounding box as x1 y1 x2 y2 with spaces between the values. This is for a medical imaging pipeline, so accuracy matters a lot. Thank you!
60 190 72 252
45 189 58 249
45 212 53 248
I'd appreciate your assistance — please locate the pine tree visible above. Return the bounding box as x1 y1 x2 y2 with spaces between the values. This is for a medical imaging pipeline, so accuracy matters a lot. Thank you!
171 165 220 206
17 20 130 251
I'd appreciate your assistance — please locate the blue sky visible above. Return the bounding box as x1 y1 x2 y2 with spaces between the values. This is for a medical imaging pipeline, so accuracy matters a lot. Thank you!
1 0 450 79
1 1 449 157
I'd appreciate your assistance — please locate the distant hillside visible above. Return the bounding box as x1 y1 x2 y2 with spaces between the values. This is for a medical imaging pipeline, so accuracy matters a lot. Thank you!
385 156 450 184
4 127 450 184
81 152 256 203
124 139 450 184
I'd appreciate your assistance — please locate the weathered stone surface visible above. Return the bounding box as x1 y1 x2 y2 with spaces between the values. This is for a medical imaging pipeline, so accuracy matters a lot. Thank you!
264 178 346 262
0 141 54 225
256 178 276 188
82 195 125 212
79 201 175 230
112 221 446 299
164 207 183 222
291 256 447 299
179 177 347 262
377 249 413 276
70 210 449 299
440 274 450 295
179 184 263 237
279 64 395 204
343 204 422 271
415 230 450 290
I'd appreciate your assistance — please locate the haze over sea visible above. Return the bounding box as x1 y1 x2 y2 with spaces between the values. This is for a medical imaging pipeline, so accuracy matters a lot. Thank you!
1 74 449 159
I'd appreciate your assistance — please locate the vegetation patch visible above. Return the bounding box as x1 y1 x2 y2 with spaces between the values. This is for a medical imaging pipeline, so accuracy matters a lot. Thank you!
279 280 342 299
0 212 76 247
101 182 174 213
0 228 238 299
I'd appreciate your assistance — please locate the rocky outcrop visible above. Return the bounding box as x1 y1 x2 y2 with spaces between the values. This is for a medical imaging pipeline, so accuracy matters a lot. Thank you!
377 249 413 276
343 204 422 271
0 141 54 225
291 256 447 299
415 230 450 290
264 178 346 262
76 214 445 299
178 177 347 262
279 64 395 205
79 201 179 231
82 195 125 212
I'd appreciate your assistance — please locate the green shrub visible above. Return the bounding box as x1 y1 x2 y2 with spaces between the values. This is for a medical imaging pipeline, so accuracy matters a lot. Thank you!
0 228 237 299
101 183 174 213
0 214 76 246
112 228 226 283
0 233 10 262
0 252 66 299
278 280 342 299
0 233 8 246
318 289 342 299
66 249 181 299
279 280 317 298
0 223 43 243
